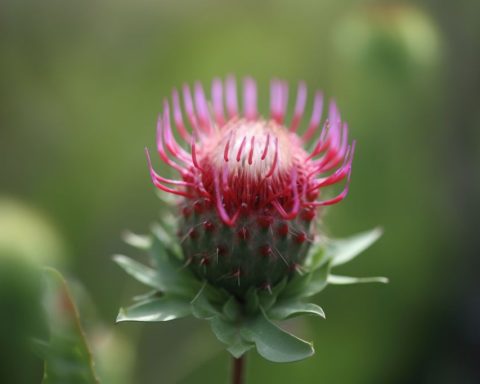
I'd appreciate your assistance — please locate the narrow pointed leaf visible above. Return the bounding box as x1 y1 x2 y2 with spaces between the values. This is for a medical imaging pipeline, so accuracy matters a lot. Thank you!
122 231 152 250
328 228 383 267
241 310 314 363
117 296 191 322
327 275 389 285
113 254 160 289
268 300 325 320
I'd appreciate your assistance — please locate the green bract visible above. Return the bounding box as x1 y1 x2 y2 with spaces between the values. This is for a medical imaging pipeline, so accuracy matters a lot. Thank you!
115 222 386 363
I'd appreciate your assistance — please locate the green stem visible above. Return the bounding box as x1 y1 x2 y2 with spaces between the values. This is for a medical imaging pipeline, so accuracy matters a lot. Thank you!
231 355 246 384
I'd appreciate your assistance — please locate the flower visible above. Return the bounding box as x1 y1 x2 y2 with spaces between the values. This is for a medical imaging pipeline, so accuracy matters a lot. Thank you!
116 77 384 362
146 76 355 297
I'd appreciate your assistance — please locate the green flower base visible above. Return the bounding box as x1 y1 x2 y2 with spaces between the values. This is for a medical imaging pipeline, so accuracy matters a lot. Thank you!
115 218 386 363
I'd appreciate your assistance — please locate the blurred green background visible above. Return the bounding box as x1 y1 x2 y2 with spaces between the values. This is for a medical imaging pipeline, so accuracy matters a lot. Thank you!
1 0 479 383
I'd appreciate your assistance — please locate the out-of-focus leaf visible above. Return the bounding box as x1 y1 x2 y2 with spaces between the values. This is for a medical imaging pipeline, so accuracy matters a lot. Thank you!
241 310 314 363
117 296 191 322
132 290 161 302
122 231 151 250
151 222 182 257
268 300 325 320
41 267 99 384
327 275 389 285
328 228 383 267
113 254 160 289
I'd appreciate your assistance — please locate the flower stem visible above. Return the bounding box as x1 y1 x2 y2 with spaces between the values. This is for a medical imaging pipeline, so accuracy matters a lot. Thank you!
231 355 246 384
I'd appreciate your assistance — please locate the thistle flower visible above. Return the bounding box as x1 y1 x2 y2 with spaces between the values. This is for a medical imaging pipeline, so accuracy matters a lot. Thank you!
116 76 385 365
145 77 355 297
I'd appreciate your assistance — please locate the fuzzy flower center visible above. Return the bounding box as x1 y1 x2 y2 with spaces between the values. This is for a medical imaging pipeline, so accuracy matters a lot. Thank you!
201 118 306 181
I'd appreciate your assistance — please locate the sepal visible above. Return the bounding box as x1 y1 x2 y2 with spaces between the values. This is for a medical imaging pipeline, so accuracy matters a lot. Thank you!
115 225 385 363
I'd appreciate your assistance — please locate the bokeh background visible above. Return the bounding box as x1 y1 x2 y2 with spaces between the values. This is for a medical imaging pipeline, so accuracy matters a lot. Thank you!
1 0 479 383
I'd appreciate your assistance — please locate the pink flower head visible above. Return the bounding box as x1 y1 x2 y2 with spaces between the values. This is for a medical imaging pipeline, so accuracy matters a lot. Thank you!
146 76 355 226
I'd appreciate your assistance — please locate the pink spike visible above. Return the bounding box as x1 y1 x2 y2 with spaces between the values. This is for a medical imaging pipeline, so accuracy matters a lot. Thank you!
309 162 353 207
314 117 342 171
156 112 187 174
261 133 270 160
278 80 289 123
265 137 279 178
224 132 232 162
303 91 324 142
226 75 238 118
290 81 307 132
248 136 255 165
211 78 225 126
194 82 212 133
272 169 300 219
236 136 247 162
145 148 193 198
172 89 192 143
191 138 205 172
270 80 282 123
243 77 257 119
322 122 349 171
182 84 201 136
309 144 354 191
163 100 191 163
214 171 240 226
307 120 331 160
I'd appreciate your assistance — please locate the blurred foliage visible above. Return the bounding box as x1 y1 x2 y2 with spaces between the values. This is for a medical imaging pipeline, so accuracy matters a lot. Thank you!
1 0 479 383
36 268 99 384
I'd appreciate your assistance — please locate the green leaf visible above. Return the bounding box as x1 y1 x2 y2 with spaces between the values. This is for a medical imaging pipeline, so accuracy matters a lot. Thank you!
148 236 201 297
303 241 327 271
116 296 191 322
113 254 160 289
282 260 331 299
227 338 255 359
209 317 254 358
257 278 288 310
191 283 222 320
268 300 325 320
241 310 314 363
132 290 161 302
280 273 311 299
327 275 389 285
122 231 151 250
328 227 383 267
151 222 182 257
223 296 241 321
41 268 99 384
302 261 331 297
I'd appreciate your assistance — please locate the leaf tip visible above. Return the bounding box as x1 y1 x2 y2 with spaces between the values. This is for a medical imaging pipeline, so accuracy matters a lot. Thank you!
116 307 127 323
